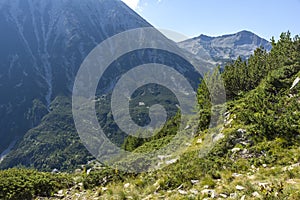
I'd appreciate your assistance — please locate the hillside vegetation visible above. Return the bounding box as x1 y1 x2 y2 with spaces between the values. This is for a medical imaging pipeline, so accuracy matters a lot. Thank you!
0 32 300 200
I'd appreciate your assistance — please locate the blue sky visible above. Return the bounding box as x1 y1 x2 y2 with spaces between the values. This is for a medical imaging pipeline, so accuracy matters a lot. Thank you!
122 0 300 41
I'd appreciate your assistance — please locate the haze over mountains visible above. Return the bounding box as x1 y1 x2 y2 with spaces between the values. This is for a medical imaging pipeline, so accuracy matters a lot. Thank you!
0 0 272 171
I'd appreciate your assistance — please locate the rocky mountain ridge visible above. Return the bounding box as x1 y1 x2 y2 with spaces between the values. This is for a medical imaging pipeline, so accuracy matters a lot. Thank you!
178 30 272 66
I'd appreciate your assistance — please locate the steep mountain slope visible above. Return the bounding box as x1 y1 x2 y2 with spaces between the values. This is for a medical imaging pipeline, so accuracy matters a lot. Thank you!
0 96 94 171
0 0 154 153
0 0 207 170
178 30 272 66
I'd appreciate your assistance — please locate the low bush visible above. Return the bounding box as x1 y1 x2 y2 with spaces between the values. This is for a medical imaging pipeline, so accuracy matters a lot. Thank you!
0 168 73 200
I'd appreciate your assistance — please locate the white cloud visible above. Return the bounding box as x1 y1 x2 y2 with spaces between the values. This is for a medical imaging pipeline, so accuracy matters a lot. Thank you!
121 0 140 10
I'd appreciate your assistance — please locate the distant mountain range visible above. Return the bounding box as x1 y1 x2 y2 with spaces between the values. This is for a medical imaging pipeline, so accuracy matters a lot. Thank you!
178 30 272 67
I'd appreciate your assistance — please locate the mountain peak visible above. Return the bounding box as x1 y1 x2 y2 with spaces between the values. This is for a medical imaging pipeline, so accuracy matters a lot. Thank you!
195 30 262 41
237 30 255 35
178 30 272 65
198 34 214 41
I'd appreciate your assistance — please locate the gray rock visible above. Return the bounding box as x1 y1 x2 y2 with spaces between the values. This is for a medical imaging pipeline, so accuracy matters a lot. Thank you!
258 182 269 188
252 191 261 198
185 125 191 130
178 189 188 195
197 138 203 144
232 173 243 177
290 77 300 89
231 148 241 153
262 164 267 168
51 168 60 174
213 133 225 143
139 102 145 106
165 158 178 165
236 185 245 190
219 193 228 198
237 128 247 134
191 180 199 184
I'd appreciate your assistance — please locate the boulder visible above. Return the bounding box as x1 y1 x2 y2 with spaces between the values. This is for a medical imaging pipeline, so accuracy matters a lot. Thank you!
236 185 245 190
